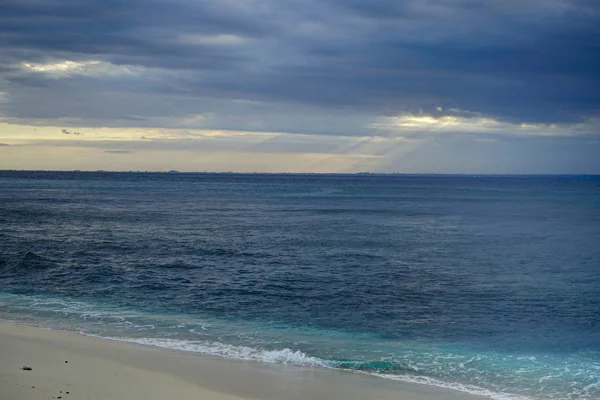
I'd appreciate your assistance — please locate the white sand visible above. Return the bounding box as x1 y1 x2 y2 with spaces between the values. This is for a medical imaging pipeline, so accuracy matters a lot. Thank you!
0 323 487 400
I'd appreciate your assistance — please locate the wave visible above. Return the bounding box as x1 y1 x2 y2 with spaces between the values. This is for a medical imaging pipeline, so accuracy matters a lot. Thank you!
100 337 331 367
373 373 530 400
1 293 597 400
93 335 528 400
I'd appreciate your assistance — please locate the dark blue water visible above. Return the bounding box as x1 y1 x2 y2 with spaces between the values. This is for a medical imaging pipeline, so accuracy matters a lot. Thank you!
1 171 599 399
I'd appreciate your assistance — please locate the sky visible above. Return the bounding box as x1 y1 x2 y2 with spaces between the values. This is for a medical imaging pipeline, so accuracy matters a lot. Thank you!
0 0 599 173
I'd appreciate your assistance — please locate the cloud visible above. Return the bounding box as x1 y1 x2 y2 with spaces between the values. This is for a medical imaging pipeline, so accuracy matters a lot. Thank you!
61 129 83 135
1 0 598 126
20 60 142 78
0 143 10 146
104 150 133 154
0 0 598 172
176 33 250 46
373 112 600 137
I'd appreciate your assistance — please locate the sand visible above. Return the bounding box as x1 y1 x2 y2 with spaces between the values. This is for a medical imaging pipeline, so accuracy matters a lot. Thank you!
0 323 487 400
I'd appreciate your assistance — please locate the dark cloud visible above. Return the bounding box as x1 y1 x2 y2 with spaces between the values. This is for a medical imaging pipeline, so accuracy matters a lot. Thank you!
61 129 83 135
0 143 10 146
0 0 598 130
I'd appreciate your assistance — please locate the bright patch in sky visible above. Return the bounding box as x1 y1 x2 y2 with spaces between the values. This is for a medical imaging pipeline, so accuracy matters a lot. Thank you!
20 60 141 77
375 114 598 137
177 34 249 46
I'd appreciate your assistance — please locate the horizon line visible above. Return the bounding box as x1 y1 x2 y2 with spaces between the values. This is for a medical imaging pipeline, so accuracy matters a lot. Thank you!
1 169 598 177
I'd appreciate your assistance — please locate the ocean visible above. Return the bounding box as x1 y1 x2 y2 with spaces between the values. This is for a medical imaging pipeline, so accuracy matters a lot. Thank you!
1 171 598 400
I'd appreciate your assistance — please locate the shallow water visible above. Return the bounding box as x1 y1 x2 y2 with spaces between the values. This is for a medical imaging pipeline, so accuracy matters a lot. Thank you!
1 171 599 399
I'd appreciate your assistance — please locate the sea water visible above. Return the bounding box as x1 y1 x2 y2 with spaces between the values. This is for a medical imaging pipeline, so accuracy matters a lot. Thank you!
1 171 599 400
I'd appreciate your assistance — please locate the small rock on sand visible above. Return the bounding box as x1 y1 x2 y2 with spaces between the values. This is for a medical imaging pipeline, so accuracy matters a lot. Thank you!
21 366 32 371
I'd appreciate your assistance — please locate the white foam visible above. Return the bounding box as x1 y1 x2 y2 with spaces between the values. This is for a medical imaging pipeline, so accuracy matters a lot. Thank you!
100 336 331 368
88 334 533 400
372 373 531 400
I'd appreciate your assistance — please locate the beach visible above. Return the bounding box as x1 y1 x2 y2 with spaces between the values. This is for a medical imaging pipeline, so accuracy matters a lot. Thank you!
0 323 487 400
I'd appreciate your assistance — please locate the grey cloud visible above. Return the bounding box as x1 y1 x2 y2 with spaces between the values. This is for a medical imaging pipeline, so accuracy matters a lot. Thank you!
62 129 83 135
0 0 598 132
0 0 259 72
105 150 133 154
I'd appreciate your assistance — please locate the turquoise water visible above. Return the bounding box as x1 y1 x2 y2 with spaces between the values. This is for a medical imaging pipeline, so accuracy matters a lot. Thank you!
1 172 599 399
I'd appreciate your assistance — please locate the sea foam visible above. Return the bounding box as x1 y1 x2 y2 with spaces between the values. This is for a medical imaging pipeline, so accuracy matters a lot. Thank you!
101 336 331 367
96 334 531 400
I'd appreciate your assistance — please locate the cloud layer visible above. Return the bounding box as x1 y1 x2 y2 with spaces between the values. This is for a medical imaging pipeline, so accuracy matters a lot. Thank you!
0 0 599 172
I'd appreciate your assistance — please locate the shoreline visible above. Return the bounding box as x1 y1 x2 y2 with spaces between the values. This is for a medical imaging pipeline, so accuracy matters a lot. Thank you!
0 322 489 400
